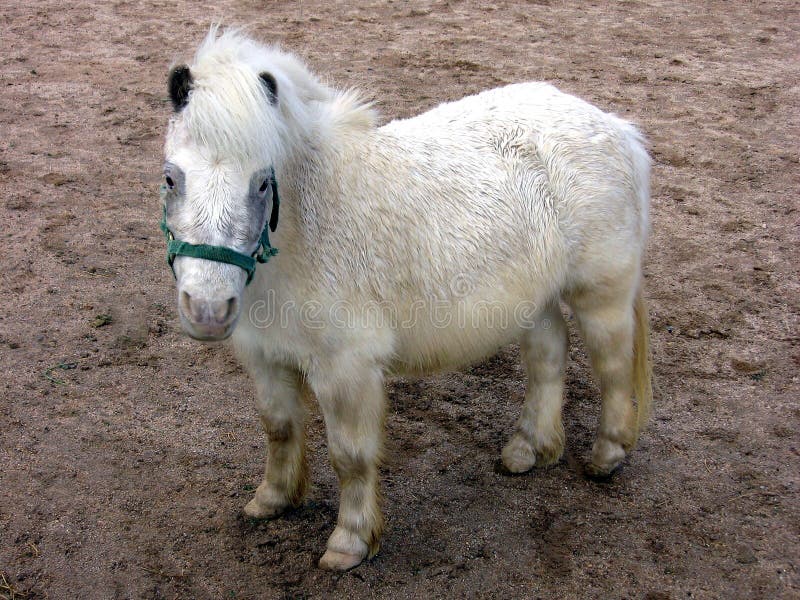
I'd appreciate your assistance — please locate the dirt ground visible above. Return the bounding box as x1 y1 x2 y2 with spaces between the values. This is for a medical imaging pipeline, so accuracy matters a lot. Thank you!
1 1 798 598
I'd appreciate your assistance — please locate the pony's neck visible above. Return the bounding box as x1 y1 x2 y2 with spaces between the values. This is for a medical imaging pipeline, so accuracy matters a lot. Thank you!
270 89 378 269
277 89 378 192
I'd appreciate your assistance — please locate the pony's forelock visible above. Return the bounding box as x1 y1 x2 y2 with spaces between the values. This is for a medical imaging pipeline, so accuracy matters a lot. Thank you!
172 27 378 169
182 28 289 164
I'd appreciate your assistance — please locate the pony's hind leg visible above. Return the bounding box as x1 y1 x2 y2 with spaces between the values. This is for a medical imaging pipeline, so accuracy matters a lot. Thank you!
567 280 638 477
502 301 568 473
243 363 308 519
315 365 385 571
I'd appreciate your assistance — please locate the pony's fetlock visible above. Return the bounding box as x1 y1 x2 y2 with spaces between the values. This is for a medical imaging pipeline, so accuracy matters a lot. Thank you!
536 439 565 467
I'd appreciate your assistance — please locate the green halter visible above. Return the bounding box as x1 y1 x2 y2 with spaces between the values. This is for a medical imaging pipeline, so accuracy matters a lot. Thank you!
159 170 280 285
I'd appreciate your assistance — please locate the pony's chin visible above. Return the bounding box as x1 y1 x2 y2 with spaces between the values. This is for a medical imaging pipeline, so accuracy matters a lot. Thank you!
179 314 238 342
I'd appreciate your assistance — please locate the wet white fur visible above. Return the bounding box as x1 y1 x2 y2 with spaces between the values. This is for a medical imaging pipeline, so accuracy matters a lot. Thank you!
163 28 652 570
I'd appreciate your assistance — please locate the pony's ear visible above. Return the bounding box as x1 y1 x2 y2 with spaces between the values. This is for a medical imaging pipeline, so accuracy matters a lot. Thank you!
168 65 193 111
259 72 278 105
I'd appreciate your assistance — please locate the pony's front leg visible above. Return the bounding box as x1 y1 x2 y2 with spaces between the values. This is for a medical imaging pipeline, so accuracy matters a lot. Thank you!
243 363 308 519
315 366 385 571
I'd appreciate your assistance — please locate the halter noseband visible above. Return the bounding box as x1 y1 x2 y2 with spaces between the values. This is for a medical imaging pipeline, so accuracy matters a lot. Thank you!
159 169 280 285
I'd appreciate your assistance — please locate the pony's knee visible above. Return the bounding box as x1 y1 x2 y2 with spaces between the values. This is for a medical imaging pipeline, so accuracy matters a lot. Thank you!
329 448 377 480
260 415 297 442
252 367 305 430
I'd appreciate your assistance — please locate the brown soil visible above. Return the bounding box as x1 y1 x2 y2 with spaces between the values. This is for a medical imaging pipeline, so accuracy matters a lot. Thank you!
1 1 798 599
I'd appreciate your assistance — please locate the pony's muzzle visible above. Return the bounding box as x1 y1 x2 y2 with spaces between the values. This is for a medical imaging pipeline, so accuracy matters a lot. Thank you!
179 290 240 340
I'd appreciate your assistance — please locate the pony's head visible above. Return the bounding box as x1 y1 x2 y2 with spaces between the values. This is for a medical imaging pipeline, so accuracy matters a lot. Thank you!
160 28 323 341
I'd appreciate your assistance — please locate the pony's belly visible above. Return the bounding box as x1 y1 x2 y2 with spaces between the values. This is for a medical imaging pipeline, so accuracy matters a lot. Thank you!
237 281 551 378
386 294 539 375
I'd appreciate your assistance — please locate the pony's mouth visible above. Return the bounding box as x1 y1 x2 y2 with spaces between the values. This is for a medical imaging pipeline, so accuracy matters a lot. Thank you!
178 312 239 341
177 292 241 342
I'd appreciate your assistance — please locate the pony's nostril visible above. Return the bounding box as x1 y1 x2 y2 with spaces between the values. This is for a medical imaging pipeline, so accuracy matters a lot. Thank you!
216 297 238 324
180 290 197 320
228 297 239 321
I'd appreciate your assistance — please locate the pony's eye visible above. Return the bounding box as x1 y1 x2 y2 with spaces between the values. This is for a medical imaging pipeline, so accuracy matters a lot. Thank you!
259 179 270 193
165 175 175 189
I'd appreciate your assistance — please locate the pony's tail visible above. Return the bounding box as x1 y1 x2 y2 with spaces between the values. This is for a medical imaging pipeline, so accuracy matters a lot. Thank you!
631 287 653 444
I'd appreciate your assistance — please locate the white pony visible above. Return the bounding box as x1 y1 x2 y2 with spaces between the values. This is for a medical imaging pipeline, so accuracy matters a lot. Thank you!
160 28 652 570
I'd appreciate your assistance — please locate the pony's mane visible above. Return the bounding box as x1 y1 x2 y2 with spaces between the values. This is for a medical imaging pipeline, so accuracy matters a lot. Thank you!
178 27 376 164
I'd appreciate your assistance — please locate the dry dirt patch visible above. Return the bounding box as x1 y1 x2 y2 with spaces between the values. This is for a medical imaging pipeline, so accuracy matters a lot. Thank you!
1 1 798 599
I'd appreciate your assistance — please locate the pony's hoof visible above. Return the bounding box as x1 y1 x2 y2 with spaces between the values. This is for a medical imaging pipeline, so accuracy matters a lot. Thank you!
501 433 563 473
584 461 621 480
319 549 366 571
242 495 288 520
501 435 537 474
319 526 370 571
587 438 626 479
243 481 294 519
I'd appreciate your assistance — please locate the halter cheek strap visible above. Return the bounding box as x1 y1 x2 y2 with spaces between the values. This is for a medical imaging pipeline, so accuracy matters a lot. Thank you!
159 170 280 286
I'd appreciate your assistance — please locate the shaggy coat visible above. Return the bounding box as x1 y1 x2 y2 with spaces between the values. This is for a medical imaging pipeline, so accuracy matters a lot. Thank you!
161 29 652 570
